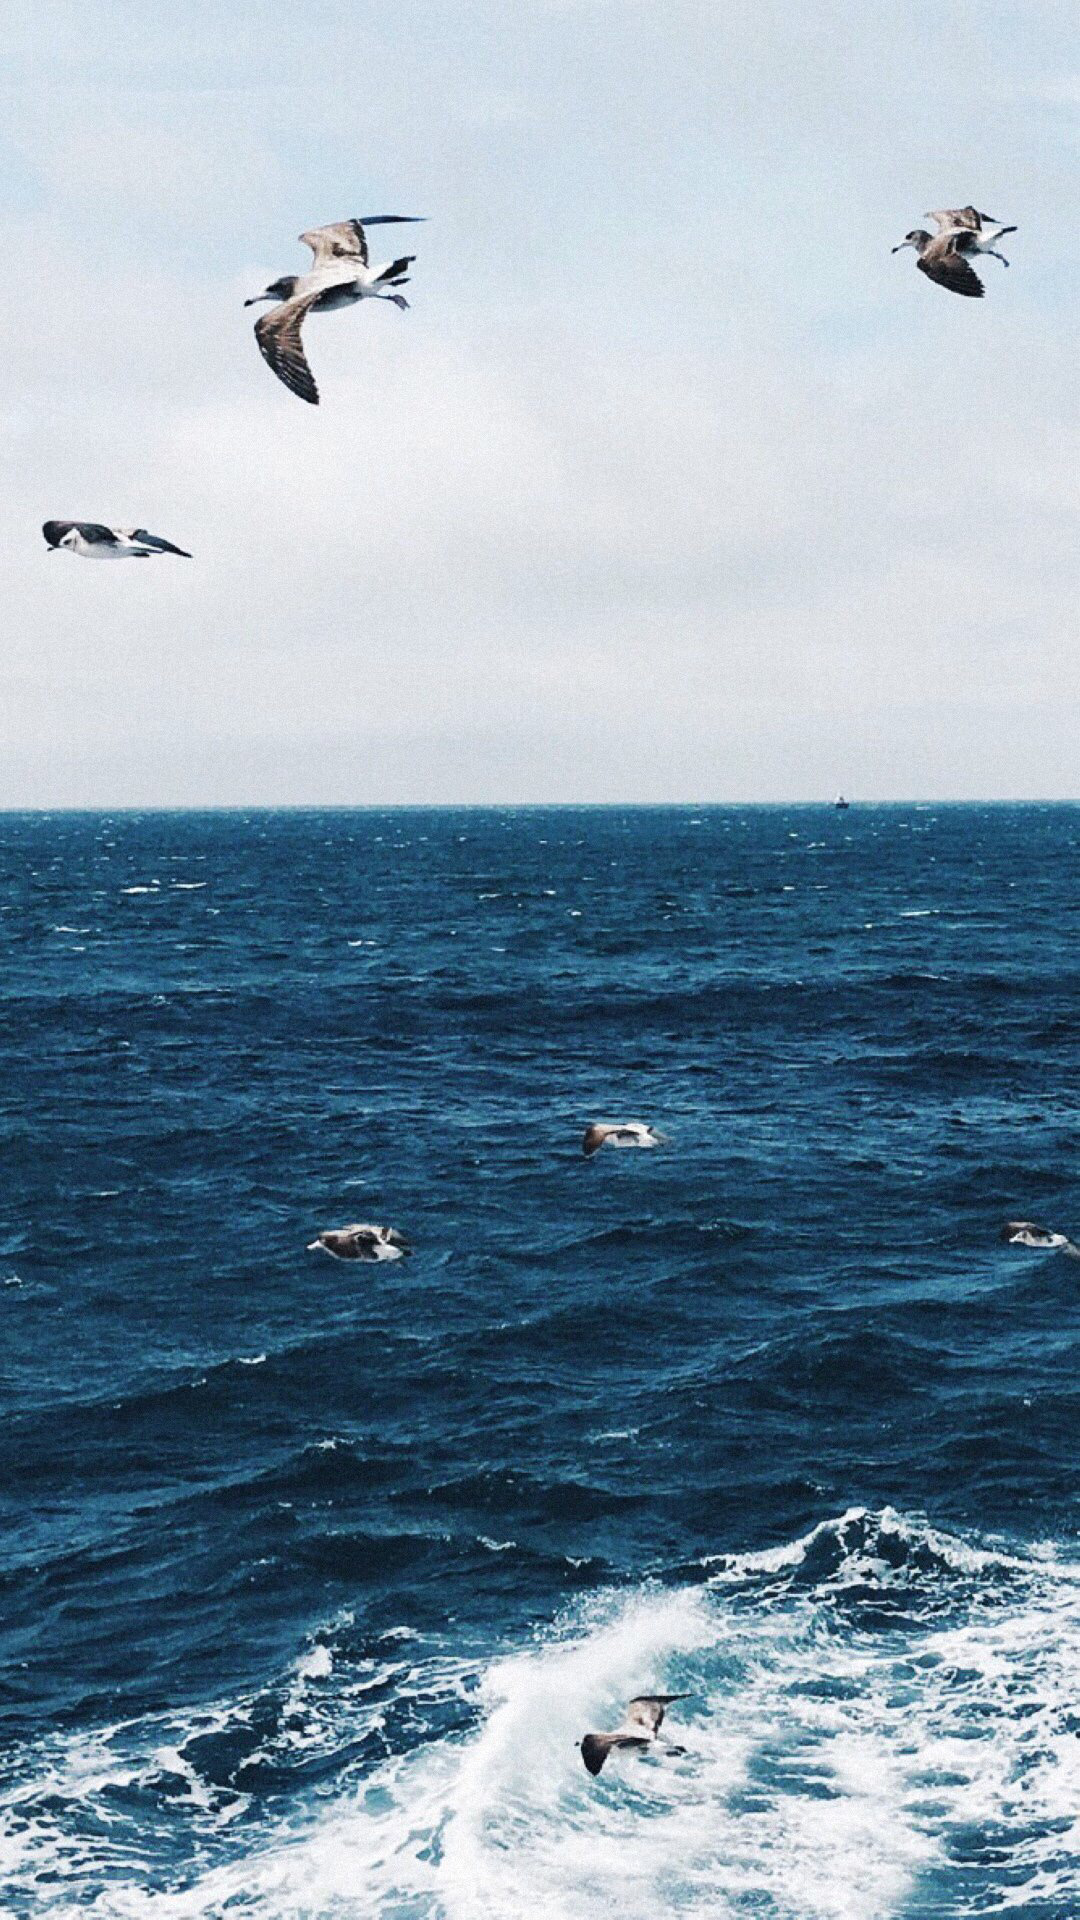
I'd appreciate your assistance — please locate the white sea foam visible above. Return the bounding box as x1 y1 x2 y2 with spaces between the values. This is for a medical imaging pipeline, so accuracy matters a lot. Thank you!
6 1515 1079 1918
295 1645 334 1682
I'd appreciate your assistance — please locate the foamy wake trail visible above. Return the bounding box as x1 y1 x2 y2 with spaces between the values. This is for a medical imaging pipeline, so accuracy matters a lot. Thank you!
8 1512 1080 1919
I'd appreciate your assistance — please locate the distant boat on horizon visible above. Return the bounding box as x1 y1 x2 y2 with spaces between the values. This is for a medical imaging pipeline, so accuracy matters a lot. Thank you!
834 794 851 811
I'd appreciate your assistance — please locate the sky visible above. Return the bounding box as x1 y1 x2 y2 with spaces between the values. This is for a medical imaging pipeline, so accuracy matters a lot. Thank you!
1 0 1077 805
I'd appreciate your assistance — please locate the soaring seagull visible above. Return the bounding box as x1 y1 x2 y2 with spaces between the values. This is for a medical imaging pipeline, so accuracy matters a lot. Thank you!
43 520 191 559
891 227 987 298
580 1693 690 1776
582 1122 666 1157
924 206 1017 266
306 1223 412 1262
246 215 425 404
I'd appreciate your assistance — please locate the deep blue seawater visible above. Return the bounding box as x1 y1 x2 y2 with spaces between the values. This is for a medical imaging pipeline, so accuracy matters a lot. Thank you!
1 804 1078 1918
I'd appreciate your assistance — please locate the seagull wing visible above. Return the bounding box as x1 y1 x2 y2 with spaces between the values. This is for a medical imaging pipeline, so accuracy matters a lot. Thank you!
255 292 322 404
300 216 426 269
580 1731 651 1776
346 1227 383 1255
300 218 369 267
127 528 192 557
1001 1220 1038 1241
916 237 984 298
623 1693 690 1735
75 522 124 546
925 206 981 232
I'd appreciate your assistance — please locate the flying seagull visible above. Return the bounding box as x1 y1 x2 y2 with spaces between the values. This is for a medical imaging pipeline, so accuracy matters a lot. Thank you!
891 228 987 298
246 215 425 404
307 1223 412 1262
580 1693 690 1776
582 1122 666 1157
43 520 191 559
1000 1220 1080 1257
924 207 1017 266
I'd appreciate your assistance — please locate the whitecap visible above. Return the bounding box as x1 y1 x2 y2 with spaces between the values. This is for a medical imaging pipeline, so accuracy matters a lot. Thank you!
296 1644 334 1682
8 1515 1079 1920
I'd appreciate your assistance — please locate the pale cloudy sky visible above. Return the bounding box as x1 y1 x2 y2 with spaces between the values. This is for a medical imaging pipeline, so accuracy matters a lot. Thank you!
1 0 1077 804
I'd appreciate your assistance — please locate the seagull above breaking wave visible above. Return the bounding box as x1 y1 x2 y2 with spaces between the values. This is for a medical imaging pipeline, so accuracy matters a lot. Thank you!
245 215 425 404
582 1122 666 1157
580 1693 690 1776
43 520 191 559
307 1223 412 1262
1000 1220 1080 1257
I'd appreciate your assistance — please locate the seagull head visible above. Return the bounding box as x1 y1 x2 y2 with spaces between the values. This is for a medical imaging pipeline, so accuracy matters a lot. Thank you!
892 230 929 253
244 275 298 308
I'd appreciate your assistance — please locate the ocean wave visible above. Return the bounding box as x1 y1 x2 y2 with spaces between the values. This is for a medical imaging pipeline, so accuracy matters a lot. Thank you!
4 1511 1078 1918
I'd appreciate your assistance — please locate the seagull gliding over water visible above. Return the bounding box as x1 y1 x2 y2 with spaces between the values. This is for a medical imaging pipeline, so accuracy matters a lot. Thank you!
582 1122 666 1157
1000 1220 1080 1257
307 1223 412 1262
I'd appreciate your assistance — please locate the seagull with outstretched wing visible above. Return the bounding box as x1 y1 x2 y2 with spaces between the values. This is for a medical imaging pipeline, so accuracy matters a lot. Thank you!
924 206 1017 265
246 214 425 404
1000 1220 1080 1257
306 1222 412 1262
43 520 191 559
891 227 986 297
579 1693 691 1776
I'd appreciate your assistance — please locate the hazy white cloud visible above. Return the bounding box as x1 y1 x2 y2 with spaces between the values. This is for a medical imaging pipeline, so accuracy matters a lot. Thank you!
1 1 1078 802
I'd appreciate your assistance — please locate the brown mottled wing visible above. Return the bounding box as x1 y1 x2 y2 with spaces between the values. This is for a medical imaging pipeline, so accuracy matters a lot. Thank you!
300 219 367 267
580 1731 649 1776
925 206 980 232
346 1228 381 1255
624 1692 689 1734
917 238 984 298
254 292 322 404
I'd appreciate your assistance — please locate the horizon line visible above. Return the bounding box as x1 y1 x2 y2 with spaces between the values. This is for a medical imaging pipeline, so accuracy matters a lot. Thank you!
0 797 1077 816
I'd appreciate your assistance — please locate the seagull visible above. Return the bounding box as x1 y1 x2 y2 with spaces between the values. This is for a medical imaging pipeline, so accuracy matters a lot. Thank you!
43 520 191 559
582 1122 666 1157
306 1223 412 1262
1000 1220 1080 1257
925 206 1017 266
246 215 425 404
579 1693 690 1777
891 228 987 298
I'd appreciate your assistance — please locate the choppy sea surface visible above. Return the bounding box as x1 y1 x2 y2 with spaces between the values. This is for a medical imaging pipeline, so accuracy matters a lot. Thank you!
1 804 1078 1918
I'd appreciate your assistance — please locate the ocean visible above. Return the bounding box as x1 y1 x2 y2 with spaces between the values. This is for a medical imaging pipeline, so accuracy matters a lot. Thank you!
1 803 1077 1918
